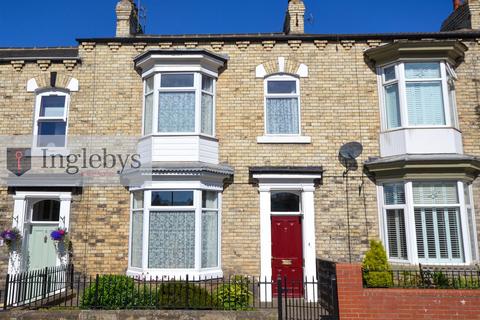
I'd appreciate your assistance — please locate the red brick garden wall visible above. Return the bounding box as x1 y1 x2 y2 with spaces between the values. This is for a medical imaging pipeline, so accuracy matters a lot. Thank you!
336 264 480 320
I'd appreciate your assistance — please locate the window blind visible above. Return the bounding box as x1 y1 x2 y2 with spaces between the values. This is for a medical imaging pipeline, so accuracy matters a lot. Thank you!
406 82 445 126
386 209 408 260
384 183 405 205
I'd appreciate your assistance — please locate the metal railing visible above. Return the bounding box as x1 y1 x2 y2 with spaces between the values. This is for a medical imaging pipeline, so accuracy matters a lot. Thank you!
363 265 480 289
3 268 339 320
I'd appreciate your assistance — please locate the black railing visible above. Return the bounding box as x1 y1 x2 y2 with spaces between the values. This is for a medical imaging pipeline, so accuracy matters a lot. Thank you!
363 266 480 289
3 269 339 320
3 264 74 309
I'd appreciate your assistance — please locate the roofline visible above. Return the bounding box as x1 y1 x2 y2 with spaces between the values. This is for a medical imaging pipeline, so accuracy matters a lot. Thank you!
77 31 480 43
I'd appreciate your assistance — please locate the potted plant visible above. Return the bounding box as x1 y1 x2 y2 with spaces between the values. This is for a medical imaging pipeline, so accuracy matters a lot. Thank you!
51 228 70 257
1 227 22 251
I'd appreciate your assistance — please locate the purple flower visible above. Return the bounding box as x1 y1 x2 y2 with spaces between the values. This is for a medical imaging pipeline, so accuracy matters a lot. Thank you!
1 230 17 241
51 230 64 241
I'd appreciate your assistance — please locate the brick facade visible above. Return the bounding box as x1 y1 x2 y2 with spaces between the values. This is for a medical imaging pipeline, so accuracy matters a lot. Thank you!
0 1 480 280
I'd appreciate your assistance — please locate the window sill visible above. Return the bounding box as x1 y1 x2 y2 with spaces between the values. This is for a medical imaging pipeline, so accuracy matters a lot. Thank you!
257 136 311 144
126 267 223 280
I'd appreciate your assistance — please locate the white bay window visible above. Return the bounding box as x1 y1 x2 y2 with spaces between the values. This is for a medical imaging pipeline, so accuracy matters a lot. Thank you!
143 73 215 136
380 61 457 130
128 189 221 278
379 181 478 265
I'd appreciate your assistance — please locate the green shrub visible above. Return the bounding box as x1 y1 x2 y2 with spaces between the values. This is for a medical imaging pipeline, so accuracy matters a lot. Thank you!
143 282 216 309
213 276 253 310
362 240 393 288
80 275 137 309
454 275 480 289
431 271 451 288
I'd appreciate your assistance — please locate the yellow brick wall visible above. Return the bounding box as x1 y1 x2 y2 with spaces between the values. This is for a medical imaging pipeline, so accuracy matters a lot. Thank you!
0 38 479 276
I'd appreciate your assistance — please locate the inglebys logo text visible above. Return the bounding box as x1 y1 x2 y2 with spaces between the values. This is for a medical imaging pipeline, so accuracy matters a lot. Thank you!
41 148 141 175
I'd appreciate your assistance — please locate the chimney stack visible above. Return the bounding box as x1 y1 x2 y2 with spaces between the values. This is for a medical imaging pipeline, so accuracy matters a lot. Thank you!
116 0 142 37
441 0 480 31
284 0 306 34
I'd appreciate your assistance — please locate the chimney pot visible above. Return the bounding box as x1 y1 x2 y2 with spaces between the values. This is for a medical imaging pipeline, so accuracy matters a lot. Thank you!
454 0 462 10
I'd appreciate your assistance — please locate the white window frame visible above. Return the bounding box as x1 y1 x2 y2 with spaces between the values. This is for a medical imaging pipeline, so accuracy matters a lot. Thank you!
378 180 478 265
142 72 216 138
127 189 222 279
378 60 458 132
32 90 70 149
263 74 302 137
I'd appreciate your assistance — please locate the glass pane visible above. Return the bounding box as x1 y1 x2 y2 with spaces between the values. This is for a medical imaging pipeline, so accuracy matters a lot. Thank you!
468 208 478 261
383 183 405 205
202 210 218 268
151 191 194 206
448 79 457 127
201 93 214 135
37 121 66 147
384 66 396 82
202 191 218 209
386 209 407 259
271 192 300 212
405 63 441 79
267 81 297 94
415 210 425 258
32 200 60 222
148 211 195 268
416 207 464 262
266 98 299 134
158 92 195 132
132 191 143 209
384 84 401 128
202 76 214 93
131 211 143 268
40 95 66 117
144 93 153 135
145 77 154 93
407 82 445 126
413 182 458 205
161 74 194 87
464 183 471 205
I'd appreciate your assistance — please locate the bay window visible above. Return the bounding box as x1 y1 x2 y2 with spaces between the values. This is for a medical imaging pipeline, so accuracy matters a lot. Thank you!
380 61 457 130
143 73 215 136
128 189 221 278
380 181 478 264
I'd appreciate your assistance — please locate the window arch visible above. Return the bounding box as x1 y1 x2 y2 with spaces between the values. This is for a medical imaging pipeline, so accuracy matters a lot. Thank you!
264 74 301 136
31 199 61 222
33 90 70 148
271 191 300 212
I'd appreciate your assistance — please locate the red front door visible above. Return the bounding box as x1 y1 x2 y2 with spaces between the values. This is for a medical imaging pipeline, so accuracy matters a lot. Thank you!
271 215 303 297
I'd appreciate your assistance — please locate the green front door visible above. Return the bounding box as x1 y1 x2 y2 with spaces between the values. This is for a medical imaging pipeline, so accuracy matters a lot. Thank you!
27 225 57 271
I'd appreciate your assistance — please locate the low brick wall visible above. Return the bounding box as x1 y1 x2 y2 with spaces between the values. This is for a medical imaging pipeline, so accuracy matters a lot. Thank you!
336 264 480 320
0 309 277 320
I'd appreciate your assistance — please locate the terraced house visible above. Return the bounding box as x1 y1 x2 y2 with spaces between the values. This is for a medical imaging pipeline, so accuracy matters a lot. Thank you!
1 0 480 303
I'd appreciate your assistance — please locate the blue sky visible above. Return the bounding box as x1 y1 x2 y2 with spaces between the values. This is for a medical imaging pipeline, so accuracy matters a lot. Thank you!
0 0 454 47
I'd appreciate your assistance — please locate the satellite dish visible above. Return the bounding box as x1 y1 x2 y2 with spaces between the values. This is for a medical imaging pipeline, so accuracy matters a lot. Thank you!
339 142 363 160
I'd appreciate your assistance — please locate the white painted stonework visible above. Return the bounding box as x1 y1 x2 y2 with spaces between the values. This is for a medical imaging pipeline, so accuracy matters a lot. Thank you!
137 135 219 164
254 173 321 302
380 127 463 157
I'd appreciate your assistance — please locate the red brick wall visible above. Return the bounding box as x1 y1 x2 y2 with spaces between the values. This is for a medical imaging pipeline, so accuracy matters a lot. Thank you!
336 264 480 320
